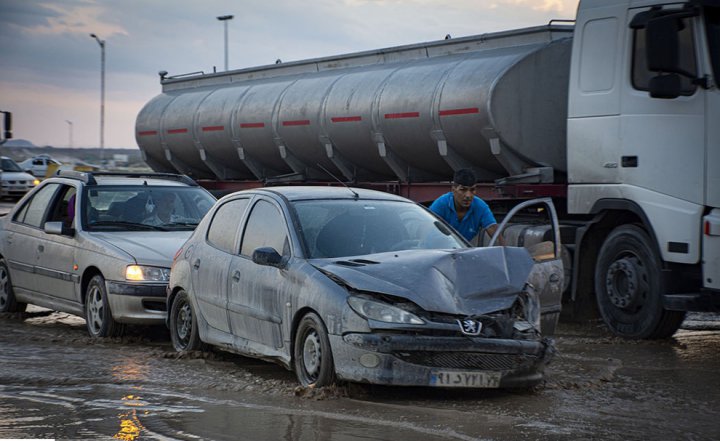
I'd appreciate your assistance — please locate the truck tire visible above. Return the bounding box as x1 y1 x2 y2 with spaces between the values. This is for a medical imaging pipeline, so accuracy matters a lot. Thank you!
595 225 685 339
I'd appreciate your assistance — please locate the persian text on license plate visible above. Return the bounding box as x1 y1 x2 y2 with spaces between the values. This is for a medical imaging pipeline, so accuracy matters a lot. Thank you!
430 370 501 388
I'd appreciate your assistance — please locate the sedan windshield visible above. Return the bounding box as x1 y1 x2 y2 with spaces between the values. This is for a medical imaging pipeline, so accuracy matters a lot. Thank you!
0 158 23 172
292 199 466 258
84 186 215 231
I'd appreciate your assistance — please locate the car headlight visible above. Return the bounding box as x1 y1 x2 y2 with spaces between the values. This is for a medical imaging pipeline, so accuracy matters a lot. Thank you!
348 296 424 325
32 179 40 186
125 265 170 282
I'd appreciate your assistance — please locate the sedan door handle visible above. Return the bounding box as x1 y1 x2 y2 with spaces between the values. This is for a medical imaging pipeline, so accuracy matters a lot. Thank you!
38 244 44 253
232 270 241 282
192 259 201 270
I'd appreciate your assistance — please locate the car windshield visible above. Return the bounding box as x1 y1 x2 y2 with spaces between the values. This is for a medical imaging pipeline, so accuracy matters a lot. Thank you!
292 199 467 259
0 158 23 172
83 185 215 231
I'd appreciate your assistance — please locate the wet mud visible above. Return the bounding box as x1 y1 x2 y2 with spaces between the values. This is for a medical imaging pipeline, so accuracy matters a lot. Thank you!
1 307 719 440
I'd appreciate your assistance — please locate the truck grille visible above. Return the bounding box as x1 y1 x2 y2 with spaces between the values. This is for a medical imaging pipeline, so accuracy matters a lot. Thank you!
394 351 537 370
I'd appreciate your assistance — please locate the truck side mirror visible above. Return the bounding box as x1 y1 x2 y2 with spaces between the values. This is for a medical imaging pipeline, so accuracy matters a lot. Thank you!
646 16 681 73
649 74 682 99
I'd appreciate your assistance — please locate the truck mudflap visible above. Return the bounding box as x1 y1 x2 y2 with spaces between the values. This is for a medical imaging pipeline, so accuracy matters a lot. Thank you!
330 333 555 388
663 289 720 312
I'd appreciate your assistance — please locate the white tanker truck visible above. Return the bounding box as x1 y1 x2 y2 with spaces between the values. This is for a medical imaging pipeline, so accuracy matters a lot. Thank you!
136 0 720 339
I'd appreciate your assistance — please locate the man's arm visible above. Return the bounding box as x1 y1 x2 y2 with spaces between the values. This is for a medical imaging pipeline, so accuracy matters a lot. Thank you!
485 224 504 245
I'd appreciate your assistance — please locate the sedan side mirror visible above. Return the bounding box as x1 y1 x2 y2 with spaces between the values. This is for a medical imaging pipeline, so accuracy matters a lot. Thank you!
252 247 286 268
44 221 74 236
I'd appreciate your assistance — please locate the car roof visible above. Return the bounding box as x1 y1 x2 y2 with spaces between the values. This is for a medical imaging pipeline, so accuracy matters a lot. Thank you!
253 186 412 203
51 170 198 187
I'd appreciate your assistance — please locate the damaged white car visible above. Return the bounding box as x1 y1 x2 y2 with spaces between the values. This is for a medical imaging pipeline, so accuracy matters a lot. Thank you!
167 187 563 388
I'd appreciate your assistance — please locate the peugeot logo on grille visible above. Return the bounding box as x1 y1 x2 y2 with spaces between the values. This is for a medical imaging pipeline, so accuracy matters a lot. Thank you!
458 318 482 336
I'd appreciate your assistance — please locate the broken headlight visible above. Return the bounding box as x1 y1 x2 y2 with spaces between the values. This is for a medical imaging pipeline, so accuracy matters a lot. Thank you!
513 283 541 332
348 295 424 325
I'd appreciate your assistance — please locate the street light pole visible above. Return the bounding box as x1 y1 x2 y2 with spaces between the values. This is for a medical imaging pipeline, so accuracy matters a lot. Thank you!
65 120 73 148
90 33 105 163
216 15 234 71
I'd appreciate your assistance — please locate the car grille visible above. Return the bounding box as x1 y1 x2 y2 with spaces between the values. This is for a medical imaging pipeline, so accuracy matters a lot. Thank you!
394 351 538 370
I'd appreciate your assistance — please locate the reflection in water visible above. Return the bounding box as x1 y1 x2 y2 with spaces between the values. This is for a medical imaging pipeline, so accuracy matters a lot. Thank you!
112 358 150 440
114 393 147 441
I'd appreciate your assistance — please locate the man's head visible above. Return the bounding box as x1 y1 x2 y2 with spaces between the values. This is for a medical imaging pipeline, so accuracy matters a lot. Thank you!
451 169 476 210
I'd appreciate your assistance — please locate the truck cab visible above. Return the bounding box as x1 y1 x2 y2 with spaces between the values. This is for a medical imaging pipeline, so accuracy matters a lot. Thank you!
567 0 719 337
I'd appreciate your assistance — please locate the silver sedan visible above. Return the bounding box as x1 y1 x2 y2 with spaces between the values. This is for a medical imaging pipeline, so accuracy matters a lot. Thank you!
167 187 563 389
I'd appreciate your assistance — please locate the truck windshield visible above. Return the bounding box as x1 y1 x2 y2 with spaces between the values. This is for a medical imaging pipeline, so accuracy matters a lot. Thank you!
292 199 466 259
707 6 720 80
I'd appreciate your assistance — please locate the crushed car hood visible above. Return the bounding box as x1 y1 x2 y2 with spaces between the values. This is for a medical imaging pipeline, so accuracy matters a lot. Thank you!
312 247 535 316
90 231 191 267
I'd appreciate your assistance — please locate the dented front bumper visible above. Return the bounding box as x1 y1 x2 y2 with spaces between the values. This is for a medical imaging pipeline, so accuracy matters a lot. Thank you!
330 332 555 388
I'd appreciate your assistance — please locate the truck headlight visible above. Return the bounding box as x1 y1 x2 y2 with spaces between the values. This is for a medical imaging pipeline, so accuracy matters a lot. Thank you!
348 296 424 325
125 265 170 282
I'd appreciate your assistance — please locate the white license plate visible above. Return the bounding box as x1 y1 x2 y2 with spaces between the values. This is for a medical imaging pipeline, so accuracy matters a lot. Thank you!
430 370 501 388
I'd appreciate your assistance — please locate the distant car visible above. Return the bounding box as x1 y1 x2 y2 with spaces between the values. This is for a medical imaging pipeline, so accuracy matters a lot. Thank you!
0 171 216 338
0 156 39 200
18 155 62 178
167 187 563 389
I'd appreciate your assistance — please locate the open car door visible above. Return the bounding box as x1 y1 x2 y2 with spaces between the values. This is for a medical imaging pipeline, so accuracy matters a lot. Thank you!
488 198 564 336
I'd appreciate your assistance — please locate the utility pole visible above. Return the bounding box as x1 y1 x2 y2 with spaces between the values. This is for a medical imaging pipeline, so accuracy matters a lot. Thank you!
65 120 73 148
217 15 234 71
90 33 105 162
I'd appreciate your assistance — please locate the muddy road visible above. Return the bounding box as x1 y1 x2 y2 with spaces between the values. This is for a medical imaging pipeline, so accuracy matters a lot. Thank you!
0 308 718 441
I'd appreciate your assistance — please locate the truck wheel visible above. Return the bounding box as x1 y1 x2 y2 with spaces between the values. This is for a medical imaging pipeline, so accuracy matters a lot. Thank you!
169 290 205 352
294 312 336 387
0 258 26 313
85 274 124 338
595 225 685 339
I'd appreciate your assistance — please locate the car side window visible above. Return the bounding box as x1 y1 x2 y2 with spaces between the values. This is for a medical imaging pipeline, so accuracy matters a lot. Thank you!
207 198 250 253
46 185 78 228
240 200 290 257
13 183 60 228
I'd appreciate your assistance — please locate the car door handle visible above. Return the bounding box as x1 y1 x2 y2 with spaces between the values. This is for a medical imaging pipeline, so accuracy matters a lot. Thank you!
192 259 201 270
38 244 44 253
232 270 241 282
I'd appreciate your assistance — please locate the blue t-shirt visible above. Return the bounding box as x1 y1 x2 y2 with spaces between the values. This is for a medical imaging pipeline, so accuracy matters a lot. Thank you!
429 192 496 241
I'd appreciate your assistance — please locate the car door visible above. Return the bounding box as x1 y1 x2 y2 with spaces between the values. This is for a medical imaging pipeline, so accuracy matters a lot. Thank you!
3 183 61 295
34 185 79 304
227 198 291 351
191 197 251 333
489 198 564 336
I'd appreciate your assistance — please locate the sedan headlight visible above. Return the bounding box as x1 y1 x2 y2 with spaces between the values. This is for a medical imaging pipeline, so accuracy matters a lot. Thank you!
125 265 170 282
348 296 424 325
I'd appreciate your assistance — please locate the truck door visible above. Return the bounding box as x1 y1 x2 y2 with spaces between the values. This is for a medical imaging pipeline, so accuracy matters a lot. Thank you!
489 198 564 336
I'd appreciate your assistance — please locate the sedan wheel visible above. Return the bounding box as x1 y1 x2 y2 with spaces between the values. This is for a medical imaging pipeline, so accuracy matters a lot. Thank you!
169 290 205 352
84 274 123 338
0 258 26 313
294 312 336 387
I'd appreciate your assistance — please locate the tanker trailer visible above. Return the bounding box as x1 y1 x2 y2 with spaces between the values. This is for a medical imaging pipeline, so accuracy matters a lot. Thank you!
137 0 720 341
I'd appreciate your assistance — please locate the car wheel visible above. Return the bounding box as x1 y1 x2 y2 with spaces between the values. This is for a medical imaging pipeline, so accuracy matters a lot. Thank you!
293 312 336 387
595 225 685 339
0 258 26 313
84 274 124 338
169 290 205 352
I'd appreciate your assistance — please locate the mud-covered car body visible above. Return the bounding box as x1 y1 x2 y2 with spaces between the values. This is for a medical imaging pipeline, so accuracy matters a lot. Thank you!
168 187 563 388
0 171 216 337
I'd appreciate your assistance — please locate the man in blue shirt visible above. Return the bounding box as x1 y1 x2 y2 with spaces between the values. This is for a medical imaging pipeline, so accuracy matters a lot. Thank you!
429 169 500 243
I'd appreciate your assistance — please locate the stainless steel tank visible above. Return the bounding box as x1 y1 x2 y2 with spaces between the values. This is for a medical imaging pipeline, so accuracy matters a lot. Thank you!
136 25 573 183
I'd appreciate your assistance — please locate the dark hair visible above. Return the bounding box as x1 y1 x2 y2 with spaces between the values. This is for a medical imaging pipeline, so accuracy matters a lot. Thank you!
453 169 476 187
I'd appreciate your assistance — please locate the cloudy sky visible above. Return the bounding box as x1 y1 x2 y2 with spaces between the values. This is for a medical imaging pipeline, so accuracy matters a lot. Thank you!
0 0 579 149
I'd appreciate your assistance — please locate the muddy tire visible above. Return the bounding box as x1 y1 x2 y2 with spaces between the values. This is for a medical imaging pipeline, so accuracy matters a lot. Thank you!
294 312 336 387
595 225 685 339
169 290 205 352
0 258 26 313
85 274 124 338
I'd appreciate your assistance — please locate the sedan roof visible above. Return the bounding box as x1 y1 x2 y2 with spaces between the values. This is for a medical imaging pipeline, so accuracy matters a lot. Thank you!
254 186 413 202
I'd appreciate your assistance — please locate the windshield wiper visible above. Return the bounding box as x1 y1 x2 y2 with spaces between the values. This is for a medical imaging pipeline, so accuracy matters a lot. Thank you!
88 220 168 231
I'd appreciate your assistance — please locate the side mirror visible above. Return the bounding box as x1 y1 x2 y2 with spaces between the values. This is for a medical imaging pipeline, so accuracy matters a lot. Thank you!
649 74 682 99
44 221 74 236
646 16 681 73
252 247 286 268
